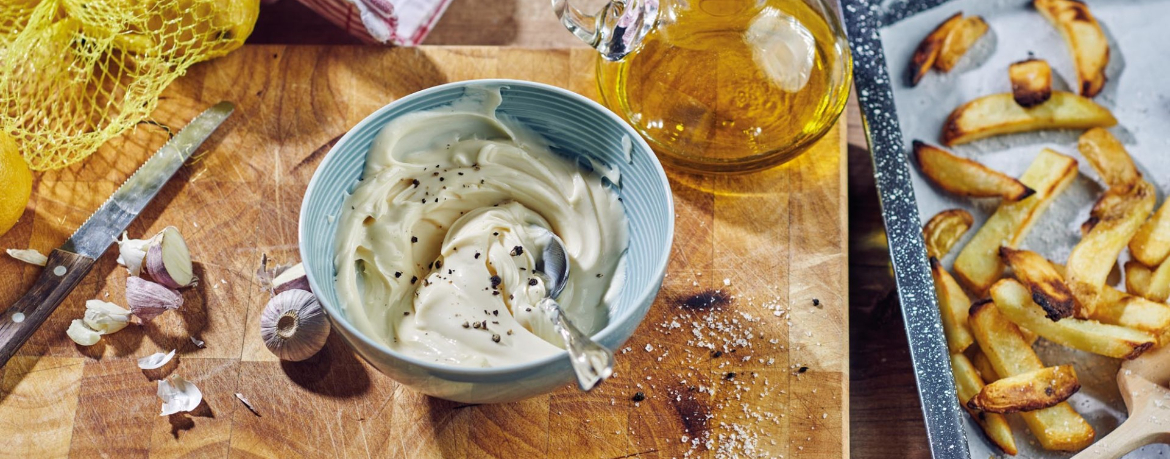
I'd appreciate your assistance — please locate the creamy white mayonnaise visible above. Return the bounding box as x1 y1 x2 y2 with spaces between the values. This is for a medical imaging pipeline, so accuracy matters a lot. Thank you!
334 87 629 368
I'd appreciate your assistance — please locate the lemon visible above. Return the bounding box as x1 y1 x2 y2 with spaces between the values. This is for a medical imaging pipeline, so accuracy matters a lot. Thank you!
0 132 32 237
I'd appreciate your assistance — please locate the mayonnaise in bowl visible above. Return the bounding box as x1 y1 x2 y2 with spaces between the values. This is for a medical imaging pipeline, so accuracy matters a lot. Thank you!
333 87 629 368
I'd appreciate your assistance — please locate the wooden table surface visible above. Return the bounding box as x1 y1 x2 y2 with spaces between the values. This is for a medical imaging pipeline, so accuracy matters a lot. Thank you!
0 23 855 459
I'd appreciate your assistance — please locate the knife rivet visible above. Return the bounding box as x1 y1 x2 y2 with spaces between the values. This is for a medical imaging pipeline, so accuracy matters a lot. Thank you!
11 312 24 323
53 266 67 277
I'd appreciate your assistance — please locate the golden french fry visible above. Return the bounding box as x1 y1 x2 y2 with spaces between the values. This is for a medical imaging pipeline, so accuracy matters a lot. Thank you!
971 347 1000 383
991 279 1155 359
951 353 1019 455
908 12 964 86
931 257 975 353
1130 201 1170 267
955 149 1078 293
967 365 1080 413
1010 58 1053 107
924 209 974 259
1125 261 1153 298
941 92 1116 146
968 299 1095 451
999 247 1075 320
1034 0 1110 97
935 15 989 72
914 141 1035 201
1093 283 1170 346
1067 182 1155 316
1144 260 1170 303
1078 128 1139 188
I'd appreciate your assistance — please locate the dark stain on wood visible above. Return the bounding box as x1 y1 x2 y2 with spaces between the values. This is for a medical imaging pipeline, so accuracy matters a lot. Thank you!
293 132 345 172
679 290 730 311
669 385 710 443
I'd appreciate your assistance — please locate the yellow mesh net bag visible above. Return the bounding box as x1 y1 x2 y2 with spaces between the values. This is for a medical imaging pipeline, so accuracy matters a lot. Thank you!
0 0 258 170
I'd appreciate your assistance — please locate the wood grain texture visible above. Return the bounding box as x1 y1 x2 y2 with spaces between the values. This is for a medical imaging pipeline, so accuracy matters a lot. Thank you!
0 46 848 458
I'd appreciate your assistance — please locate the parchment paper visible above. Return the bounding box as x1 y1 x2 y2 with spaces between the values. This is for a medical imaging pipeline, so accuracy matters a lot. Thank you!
879 1 1170 457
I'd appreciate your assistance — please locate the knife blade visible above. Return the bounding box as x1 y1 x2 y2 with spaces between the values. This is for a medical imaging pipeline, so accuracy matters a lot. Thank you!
0 101 234 366
65 101 235 258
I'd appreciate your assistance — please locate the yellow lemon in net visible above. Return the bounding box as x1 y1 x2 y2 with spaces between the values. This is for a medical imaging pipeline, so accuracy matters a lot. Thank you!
0 132 32 236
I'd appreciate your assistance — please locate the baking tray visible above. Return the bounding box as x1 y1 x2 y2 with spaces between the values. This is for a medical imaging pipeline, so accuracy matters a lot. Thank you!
841 0 1170 457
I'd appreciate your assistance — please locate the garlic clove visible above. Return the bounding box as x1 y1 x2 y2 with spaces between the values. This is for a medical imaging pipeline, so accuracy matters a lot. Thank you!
145 226 195 289
126 277 184 321
116 232 151 276
6 248 47 266
138 349 176 370
260 289 330 361
83 299 132 335
67 319 102 346
272 262 311 294
157 374 202 416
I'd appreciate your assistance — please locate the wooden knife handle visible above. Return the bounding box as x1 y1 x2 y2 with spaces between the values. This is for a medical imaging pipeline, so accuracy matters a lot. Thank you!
0 249 96 367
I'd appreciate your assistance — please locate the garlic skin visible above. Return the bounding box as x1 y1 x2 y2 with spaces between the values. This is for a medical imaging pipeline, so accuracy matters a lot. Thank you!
145 226 195 289
116 232 151 276
6 248 47 266
83 300 132 334
157 374 202 416
67 319 102 346
272 262 310 294
260 289 330 361
126 277 183 321
138 349 176 370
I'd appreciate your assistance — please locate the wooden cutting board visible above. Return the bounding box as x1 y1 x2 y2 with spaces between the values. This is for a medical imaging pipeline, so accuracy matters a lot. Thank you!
0 46 848 458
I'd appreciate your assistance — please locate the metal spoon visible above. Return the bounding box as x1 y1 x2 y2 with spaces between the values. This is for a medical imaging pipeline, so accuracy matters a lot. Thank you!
530 227 615 391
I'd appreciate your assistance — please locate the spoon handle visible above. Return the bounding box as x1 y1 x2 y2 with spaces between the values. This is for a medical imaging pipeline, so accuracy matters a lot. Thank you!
541 298 615 391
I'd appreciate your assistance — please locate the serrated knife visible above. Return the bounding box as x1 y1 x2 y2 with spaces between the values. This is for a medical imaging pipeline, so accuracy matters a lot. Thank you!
0 101 234 367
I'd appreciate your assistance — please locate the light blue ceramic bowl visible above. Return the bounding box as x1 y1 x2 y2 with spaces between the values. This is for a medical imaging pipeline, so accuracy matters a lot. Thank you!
299 80 674 403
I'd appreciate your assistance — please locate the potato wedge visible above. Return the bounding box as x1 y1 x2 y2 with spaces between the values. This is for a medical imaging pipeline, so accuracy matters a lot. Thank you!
1093 282 1170 346
955 149 1078 293
1130 201 1170 267
1009 58 1053 107
968 365 1079 413
1078 128 1139 188
1125 261 1153 298
908 12 964 86
913 141 1035 201
941 92 1116 146
999 247 1075 320
935 15 989 72
968 299 1095 451
991 279 1155 359
931 257 976 353
951 353 1018 455
924 209 974 259
1066 182 1155 316
1144 260 1170 303
1034 0 1109 97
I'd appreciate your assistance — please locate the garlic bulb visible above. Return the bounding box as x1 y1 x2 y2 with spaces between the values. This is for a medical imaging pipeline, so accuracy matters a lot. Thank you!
116 232 151 276
260 289 330 361
126 277 183 321
67 319 102 346
83 299 132 334
272 262 310 294
145 226 195 289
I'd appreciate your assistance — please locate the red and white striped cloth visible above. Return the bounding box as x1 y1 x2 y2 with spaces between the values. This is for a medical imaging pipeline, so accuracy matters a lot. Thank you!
293 0 453 46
